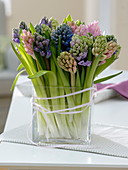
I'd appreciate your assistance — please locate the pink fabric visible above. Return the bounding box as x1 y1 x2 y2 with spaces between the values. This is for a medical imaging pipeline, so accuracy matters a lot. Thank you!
96 80 128 99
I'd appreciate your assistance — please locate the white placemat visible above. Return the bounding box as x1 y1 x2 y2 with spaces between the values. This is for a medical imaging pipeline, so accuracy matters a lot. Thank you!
0 124 128 158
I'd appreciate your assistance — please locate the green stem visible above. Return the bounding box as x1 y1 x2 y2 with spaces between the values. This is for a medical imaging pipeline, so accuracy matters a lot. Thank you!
58 36 61 56
52 53 75 107
81 67 85 88
32 77 60 138
80 54 101 141
82 54 101 104
85 47 92 84
75 70 82 136
14 44 60 138
70 73 75 100
48 58 71 138
44 57 50 70
53 52 78 136
86 55 101 87
57 72 71 138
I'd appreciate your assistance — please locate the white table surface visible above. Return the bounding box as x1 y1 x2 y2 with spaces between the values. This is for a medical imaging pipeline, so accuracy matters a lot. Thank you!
0 75 128 170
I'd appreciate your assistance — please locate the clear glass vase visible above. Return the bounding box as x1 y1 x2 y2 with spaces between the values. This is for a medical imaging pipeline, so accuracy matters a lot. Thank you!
32 86 94 144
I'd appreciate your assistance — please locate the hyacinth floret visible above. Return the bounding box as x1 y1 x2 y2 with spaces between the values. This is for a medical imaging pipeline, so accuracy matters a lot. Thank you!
78 59 92 67
106 35 117 42
20 29 35 57
49 17 59 30
39 16 52 28
12 28 20 43
35 25 43 35
35 24 52 36
33 33 51 58
75 20 85 26
77 51 92 67
42 24 52 34
19 21 28 30
57 52 77 73
51 24 73 51
114 45 121 58
83 35 93 47
92 35 108 57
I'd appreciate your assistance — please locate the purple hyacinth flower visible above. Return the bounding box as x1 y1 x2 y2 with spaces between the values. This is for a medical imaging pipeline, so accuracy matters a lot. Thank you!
78 60 92 66
43 39 49 46
39 17 52 28
19 21 28 30
113 50 117 55
46 50 52 58
20 25 25 29
39 17 47 25
13 33 18 38
12 28 20 43
70 41 75 47
13 38 20 43
33 33 51 58
34 47 40 52
38 42 43 48
76 51 88 61
40 51 45 56
85 60 92 66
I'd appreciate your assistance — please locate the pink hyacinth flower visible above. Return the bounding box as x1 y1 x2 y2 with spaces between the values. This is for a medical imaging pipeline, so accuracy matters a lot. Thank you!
67 21 78 33
99 60 106 65
74 24 88 36
104 48 117 60
87 20 102 37
21 30 35 58
105 51 113 59
99 48 117 65
105 48 117 59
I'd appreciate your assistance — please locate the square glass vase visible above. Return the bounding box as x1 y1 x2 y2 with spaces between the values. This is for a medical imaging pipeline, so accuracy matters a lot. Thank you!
32 86 94 145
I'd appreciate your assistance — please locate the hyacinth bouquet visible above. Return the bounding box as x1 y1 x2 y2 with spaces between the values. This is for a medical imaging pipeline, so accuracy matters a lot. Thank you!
11 15 121 144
